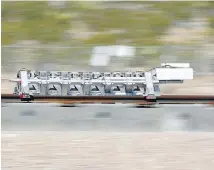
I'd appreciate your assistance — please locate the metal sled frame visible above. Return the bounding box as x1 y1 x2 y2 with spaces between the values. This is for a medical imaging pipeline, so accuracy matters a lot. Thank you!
10 63 193 101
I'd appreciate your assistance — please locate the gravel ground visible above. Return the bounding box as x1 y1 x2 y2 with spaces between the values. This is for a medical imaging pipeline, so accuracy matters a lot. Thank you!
2 131 214 170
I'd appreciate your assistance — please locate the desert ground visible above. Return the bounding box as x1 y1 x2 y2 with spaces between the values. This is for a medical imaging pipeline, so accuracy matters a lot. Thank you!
2 131 214 170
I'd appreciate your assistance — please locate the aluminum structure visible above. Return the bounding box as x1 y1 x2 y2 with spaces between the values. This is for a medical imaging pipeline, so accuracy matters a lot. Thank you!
10 63 193 101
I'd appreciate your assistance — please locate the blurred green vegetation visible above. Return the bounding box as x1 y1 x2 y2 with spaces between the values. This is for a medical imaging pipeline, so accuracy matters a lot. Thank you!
2 1 72 44
2 1 214 45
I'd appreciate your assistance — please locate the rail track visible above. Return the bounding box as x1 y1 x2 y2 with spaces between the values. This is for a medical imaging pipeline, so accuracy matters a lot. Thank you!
2 94 214 106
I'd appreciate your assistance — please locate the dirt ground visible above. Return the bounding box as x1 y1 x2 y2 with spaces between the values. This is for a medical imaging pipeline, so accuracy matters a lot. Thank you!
2 131 214 170
160 75 214 95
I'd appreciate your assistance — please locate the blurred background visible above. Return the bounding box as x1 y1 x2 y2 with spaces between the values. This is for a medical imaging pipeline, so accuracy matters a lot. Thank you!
2 3 214 169
2 1 214 94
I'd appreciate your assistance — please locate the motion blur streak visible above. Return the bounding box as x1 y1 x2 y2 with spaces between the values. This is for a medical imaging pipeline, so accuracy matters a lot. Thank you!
2 1 214 170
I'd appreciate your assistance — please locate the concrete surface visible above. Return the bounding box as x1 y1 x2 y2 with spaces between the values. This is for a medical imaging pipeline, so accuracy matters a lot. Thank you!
2 104 214 131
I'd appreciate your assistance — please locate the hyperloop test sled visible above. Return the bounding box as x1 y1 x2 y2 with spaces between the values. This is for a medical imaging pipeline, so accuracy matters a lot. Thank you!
8 63 194 102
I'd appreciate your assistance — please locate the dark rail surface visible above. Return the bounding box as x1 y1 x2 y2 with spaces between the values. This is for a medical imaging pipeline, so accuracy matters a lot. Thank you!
2 94 214 105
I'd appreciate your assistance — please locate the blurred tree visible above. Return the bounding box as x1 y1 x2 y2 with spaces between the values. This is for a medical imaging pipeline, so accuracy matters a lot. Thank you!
2 1 71 44
151 2 193 20
2 1 214 45
210 17 214 29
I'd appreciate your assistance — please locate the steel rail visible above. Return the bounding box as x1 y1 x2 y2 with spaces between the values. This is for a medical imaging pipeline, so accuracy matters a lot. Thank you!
1 94 214 105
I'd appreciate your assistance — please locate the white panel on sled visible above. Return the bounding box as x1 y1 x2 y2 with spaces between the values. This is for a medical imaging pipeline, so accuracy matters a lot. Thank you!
155 68 193 80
